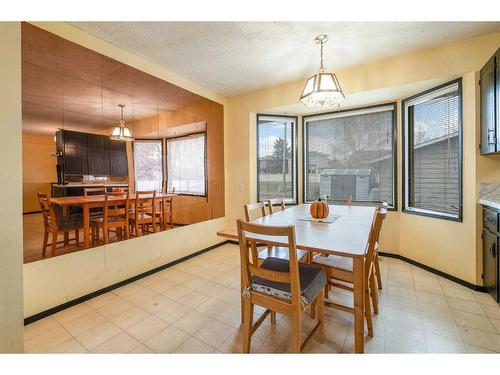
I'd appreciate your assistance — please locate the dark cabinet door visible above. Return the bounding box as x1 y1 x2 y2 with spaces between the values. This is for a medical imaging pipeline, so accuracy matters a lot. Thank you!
496 49 500 152
483 229 499 302
87 133 103 149
88 147 110 175
64 145 88 175
480 55 496 154
109 144 128 176
64 130 88 149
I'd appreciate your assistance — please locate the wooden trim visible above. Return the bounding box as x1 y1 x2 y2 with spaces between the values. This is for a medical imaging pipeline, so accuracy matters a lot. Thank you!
379 251 486 292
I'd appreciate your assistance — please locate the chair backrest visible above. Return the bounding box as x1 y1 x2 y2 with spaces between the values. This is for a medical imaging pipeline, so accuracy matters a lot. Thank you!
135 190 156 217
236 219 301 305
103 191 130 222
84 187 106 196
112 187 129 193
267 198 286 214
244 202 267 222
365 208 386 280
37 192 56 230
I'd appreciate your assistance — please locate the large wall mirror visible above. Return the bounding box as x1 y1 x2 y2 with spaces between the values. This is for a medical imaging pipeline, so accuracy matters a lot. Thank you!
22 23 225 263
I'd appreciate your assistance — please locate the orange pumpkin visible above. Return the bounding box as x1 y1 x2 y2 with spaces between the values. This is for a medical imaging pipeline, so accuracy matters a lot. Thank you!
310 199 329 219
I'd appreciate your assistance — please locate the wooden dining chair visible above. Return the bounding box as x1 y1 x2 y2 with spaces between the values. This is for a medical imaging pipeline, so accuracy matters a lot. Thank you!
267 197 286 214
84 187 106 239
373 202 388 290
91 191 130 244
162 193 176 230
244 202 310 264
37 192 83 257
130 190 159 236
237 219 326 353
244 202 267 222
311 207 386 337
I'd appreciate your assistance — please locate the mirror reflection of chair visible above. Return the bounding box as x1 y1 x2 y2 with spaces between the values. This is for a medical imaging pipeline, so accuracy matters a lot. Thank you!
236 219 326 353
91 191 130 244
130 190 159 236
84 187 106 242
37 192 83 257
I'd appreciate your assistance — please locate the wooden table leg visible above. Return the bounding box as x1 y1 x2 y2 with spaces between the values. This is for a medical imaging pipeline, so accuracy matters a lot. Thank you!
83 203 90 249
353 256 365 353
63 206 69 245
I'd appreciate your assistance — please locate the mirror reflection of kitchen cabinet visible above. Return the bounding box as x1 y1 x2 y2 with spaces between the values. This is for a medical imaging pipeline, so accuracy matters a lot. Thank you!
109 140 128 176
87 134 110 176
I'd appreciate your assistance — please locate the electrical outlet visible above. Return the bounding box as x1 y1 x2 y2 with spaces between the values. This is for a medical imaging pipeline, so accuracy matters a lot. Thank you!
239 183 245 192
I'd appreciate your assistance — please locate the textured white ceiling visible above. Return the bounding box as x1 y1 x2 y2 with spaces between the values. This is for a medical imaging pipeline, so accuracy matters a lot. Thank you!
71 22 500 96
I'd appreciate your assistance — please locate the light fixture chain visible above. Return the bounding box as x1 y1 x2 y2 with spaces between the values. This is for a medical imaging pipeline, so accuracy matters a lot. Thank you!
320 39 324 71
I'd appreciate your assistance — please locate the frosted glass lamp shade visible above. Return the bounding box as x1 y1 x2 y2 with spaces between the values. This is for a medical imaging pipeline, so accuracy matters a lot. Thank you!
300 72 345 107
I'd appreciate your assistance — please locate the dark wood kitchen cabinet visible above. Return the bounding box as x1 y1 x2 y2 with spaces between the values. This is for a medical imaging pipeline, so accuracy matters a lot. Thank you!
109 140 128 176
480 47 500 154
56 130 128 177
482 206 499 303
87 134 110 175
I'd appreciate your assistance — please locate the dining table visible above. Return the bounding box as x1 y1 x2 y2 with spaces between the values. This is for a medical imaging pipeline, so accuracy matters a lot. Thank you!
50 192 176 249
217 203 376 354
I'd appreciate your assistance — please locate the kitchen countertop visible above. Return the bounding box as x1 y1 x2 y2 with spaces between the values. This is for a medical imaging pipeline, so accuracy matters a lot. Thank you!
479 183 500 210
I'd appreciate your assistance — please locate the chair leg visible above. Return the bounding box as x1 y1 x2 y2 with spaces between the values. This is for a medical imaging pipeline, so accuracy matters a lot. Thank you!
270 311 277 324
103 226 109 244
290 310 302 353
75 229 79 246
324 283 329 299
310 299 316 319
374 253 383 290
316 288 325 343
370 272 379 315
42 230 49 258
51 231 58 257
365 284 374 337
125 224 130 240
242 298 253 353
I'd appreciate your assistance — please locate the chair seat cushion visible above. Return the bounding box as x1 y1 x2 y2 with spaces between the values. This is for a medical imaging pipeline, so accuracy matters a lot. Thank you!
312 254 353 272
257 247 309 262
251 257 326 304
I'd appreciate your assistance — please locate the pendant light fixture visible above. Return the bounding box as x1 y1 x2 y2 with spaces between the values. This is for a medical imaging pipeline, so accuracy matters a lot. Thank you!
300 34 345 107
110 104 134 141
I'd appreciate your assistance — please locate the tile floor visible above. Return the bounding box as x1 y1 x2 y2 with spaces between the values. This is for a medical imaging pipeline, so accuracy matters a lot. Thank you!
24 244 500 353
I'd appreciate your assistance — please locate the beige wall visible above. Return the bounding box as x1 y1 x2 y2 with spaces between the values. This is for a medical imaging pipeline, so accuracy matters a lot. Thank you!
0 22 24 352
22 22 229 318
226 32 500 285
22 132 57 213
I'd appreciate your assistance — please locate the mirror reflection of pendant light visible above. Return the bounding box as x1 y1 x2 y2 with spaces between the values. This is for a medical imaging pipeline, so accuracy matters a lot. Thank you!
110 104 134 141
300 34 345 107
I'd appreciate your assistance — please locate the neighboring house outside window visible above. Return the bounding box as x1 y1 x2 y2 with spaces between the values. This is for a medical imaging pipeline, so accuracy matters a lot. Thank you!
303 103 397 208
402 79 462 221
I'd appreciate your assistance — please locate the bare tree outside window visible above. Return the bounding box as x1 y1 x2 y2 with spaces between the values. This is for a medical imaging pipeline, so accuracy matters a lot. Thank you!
257 115 296 204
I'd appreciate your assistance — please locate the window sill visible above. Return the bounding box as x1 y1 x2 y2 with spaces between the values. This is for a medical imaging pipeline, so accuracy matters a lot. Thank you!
402 208 462 222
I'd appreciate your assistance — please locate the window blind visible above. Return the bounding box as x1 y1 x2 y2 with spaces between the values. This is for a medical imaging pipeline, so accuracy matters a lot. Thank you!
404 81 461 219
134 140 163 192
304 104 396 206
167 133 206 195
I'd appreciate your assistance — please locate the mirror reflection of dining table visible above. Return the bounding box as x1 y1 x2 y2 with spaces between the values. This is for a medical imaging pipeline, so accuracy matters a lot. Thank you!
50 192 176 249
217 204 376 354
